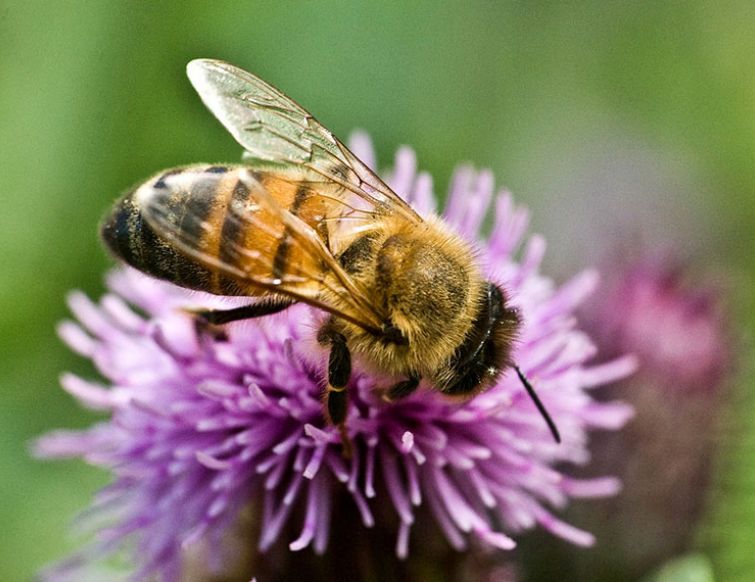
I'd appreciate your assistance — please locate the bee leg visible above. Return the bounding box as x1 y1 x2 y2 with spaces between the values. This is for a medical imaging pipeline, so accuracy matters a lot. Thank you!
187 298 294 325
329 388 353 459
385 375 420 402
326 385 349 426
318 326 353 457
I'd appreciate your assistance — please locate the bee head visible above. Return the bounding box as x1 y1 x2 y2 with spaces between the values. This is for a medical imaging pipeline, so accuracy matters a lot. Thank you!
442 283 520 396
441 283 561 442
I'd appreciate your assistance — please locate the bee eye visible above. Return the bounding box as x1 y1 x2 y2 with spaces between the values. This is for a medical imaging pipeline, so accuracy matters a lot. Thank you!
444 372 483 395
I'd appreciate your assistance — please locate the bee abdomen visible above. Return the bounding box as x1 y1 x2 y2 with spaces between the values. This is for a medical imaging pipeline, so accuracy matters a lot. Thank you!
102 164 332 298
100 177 215 292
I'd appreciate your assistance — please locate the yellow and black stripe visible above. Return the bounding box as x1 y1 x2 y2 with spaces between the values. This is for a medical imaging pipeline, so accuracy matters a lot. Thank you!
101 164 330 298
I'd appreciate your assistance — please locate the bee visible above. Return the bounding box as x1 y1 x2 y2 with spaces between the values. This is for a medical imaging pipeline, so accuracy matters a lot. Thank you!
101 59 560 445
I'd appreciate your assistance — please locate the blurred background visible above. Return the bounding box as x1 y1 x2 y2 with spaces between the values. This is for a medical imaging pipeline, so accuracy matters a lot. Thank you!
1 1 753 580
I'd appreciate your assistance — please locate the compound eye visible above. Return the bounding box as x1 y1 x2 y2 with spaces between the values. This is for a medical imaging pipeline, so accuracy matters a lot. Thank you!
444 371 484 396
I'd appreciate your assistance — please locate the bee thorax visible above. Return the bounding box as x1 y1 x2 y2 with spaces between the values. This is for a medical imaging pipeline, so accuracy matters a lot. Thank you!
336 218 488 379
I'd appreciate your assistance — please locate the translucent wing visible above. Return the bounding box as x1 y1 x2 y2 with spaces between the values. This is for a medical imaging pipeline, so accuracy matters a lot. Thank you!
136 165 386 334
186 58 422 226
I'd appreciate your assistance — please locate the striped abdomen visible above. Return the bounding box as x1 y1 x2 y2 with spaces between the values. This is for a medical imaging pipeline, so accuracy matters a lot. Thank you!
100 164 330 297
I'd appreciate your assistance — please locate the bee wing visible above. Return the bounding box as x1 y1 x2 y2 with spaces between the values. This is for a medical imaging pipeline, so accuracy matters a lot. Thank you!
138 167 386 334
186 58 422 224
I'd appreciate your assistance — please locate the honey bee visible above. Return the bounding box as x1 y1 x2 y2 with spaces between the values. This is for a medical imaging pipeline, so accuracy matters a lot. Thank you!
101 59 560 445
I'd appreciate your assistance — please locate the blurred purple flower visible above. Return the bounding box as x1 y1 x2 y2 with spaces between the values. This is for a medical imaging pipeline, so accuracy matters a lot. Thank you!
35 134 634 581
588 253 729 390
551 251 733 582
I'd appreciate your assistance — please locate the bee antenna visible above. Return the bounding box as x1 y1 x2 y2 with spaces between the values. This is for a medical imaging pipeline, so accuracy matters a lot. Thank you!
514 365 561 444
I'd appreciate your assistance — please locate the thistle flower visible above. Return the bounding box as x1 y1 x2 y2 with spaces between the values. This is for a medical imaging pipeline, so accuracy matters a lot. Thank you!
35 134 634 581
587 253 729 390
530 251 732 582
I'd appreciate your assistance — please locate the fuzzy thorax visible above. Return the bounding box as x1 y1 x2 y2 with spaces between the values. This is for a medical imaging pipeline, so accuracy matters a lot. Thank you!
330 215 488 386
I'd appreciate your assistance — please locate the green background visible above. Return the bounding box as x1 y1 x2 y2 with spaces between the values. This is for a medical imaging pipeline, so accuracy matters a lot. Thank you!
1 1 753 580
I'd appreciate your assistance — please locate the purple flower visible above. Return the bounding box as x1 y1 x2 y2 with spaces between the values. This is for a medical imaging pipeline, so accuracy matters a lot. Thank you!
587 253 729 390
35 133 634 581
550 251 733 582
